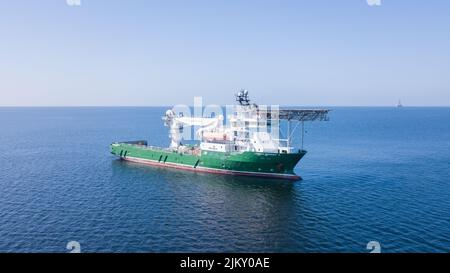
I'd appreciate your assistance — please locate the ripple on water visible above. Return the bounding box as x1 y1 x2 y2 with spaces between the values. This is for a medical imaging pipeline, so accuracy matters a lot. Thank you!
0 107 449 252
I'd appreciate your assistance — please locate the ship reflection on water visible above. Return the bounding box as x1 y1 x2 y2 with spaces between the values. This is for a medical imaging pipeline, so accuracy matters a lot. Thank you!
110 159 323 252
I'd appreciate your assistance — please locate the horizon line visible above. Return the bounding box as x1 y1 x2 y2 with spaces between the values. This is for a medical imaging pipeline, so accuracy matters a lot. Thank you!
1 105 450 108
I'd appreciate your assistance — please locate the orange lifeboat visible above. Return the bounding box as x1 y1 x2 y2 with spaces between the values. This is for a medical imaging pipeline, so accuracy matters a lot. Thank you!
203 132 229 141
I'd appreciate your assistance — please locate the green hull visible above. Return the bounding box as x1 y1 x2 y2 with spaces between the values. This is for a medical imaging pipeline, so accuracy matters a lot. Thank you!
110 141 306 180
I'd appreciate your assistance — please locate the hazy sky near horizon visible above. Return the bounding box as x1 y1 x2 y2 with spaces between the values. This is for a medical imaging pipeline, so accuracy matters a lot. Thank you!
1 0 449 106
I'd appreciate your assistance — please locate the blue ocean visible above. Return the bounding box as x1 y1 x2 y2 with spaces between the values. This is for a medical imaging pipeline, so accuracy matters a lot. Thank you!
0 107 449 253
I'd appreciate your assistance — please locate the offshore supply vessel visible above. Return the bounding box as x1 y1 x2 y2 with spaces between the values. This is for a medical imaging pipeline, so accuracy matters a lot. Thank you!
111 91 329 180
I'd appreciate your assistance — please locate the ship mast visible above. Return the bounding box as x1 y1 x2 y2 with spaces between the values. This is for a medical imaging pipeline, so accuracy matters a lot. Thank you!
235 89 251 106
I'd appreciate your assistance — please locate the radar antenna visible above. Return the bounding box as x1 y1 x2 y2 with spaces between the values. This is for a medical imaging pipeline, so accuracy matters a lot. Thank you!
235 89 250 106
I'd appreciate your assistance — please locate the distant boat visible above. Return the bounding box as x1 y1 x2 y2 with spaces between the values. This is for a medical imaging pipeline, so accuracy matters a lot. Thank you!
397 99 403 108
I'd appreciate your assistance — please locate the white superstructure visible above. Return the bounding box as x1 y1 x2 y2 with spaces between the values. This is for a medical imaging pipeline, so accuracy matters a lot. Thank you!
163 90 291 154
162 90 329 154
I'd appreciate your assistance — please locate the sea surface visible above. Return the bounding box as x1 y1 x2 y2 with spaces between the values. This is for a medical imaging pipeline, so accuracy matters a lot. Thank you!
0 107 449 253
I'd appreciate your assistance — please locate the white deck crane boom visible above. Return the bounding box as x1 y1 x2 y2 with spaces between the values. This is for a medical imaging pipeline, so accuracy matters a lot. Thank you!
163 110 222 149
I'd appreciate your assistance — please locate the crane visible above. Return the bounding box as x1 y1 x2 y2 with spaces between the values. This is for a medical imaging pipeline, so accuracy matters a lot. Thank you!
163 110 222 149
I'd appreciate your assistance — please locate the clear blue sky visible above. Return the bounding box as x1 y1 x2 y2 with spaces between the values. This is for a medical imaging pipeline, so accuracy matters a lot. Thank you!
0 0 449 106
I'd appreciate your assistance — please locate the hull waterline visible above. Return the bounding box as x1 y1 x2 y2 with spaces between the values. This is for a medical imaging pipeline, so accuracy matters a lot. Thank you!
111 142 305 181
122 155 302 181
